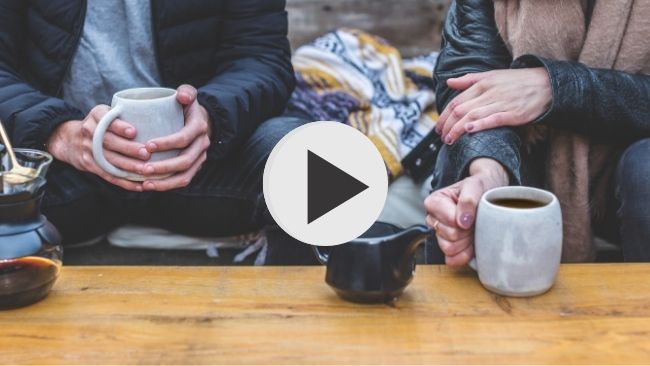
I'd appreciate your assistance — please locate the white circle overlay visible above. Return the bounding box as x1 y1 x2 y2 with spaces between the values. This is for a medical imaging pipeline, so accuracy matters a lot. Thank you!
263 121 388 246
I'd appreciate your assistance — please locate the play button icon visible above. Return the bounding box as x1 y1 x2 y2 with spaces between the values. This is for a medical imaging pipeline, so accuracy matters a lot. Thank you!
308 150 369 224
263 121 388 246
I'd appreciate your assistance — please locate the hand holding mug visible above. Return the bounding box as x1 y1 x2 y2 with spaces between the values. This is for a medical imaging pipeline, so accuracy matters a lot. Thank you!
47 105 148 192
140 84 212 192
49 85 211 192
424 158 509 266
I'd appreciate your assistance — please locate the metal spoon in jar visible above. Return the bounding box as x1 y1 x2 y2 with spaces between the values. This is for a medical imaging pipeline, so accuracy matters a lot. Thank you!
0 119 37 184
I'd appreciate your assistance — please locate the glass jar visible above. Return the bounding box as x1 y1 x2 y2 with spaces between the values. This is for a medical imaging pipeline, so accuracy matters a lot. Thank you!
0 172 62 309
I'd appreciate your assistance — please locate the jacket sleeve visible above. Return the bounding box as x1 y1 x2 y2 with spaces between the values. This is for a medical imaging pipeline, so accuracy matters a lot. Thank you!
0 1 84 150
434 0 512 112
197 0 295 160
513 55 650 141
433 0 522 184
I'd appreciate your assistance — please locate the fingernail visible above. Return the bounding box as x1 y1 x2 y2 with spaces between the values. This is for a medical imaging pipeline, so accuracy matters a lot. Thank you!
146 142 157 152
460 213 473 228
135 164 144 174
445 137 453 145
125 128 135 137
135 185 143 192
435 127 441 135
144 165 155 174
138 148 149 158
145 182 155 190
466 123 475 132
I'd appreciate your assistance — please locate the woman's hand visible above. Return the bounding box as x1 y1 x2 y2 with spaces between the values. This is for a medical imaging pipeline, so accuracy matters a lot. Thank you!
140 84 212 191
424 158 509 266
436 68 552 145
47 106 148 192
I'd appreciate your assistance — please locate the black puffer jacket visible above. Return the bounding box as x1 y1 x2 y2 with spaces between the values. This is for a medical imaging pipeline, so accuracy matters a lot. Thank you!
431 0 650 186
0 0 294 160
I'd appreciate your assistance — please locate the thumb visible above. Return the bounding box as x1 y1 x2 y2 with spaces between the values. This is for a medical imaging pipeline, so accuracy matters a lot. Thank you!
447 71 491 91
456 177 483 230
176 84 198 106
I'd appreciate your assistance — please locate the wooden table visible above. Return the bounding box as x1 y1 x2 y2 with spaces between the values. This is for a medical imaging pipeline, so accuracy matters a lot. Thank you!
1 265 649 364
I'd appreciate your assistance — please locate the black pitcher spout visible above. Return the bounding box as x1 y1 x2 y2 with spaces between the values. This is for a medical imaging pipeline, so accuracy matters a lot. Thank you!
395 224 431 278
398 224 430 252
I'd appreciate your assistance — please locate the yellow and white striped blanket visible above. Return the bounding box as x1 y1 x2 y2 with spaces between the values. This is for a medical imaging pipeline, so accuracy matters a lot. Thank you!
288 28 439 179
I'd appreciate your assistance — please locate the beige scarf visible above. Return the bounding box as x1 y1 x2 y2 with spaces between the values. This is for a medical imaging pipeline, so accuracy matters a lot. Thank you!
493 0 650 262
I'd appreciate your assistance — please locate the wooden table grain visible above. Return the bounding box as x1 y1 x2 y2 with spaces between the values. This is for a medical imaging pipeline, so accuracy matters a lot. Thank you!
1 265 649 364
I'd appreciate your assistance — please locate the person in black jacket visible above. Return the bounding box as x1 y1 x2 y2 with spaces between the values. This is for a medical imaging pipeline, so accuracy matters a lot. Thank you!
424 0 650 264
0 0 305 245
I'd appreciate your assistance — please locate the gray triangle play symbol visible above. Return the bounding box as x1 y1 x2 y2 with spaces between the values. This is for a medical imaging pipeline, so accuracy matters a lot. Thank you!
307 150 369 224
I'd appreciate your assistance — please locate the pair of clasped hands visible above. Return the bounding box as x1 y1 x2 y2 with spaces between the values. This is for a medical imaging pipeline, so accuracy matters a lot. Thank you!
47 85 211 192
424 67 552 266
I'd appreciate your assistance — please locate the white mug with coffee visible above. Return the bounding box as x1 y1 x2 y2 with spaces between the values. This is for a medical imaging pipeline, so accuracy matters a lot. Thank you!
92 87 184 181
471 186 562 297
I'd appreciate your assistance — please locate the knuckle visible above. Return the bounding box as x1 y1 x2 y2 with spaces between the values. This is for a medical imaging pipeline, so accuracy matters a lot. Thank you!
81 152 92 165
458 249 473 264
424 193 440 210
446 228 461 242
460 193 479 207
182 157 193 170
82 121 94 135
424 195 434 211
199 123 209 135
439 240 455 256
452 108 464 119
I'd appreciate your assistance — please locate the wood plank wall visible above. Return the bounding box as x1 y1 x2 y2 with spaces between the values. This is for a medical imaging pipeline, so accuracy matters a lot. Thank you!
287 0 452 56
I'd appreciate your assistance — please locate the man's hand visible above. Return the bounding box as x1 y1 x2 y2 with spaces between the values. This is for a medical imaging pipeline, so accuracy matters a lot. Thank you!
436 68 552 145
47 106 150 191
140 84 211 191
424 158 509 266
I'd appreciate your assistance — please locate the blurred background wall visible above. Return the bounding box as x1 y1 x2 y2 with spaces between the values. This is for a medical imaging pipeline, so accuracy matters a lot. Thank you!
287 0 452 56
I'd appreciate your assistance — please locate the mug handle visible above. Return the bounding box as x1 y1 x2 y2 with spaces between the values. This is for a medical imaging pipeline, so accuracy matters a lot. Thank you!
311 246 329 265
92 106 129 178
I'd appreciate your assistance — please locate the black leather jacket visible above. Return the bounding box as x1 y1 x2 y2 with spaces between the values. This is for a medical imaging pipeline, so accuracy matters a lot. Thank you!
426 0 650 186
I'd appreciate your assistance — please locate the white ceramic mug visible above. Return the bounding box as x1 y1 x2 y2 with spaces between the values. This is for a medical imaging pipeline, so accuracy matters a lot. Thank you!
471 186 563 297
92 87 184 181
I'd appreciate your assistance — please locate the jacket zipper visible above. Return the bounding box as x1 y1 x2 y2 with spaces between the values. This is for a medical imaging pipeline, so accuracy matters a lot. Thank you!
55 0 87 97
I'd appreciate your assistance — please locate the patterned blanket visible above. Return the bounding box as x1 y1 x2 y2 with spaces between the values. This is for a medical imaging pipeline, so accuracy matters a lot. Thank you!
288 28 439 179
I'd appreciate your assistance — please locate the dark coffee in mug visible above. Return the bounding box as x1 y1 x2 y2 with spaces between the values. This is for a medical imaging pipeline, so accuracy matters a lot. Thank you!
0 256 60 309
491 198 547 209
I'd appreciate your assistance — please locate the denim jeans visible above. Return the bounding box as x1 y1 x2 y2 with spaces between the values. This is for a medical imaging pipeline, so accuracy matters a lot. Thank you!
615 138 650 262
42 115 307 245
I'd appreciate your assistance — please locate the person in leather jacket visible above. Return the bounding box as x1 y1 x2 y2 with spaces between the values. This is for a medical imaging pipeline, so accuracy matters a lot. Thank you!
424 0 650 264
